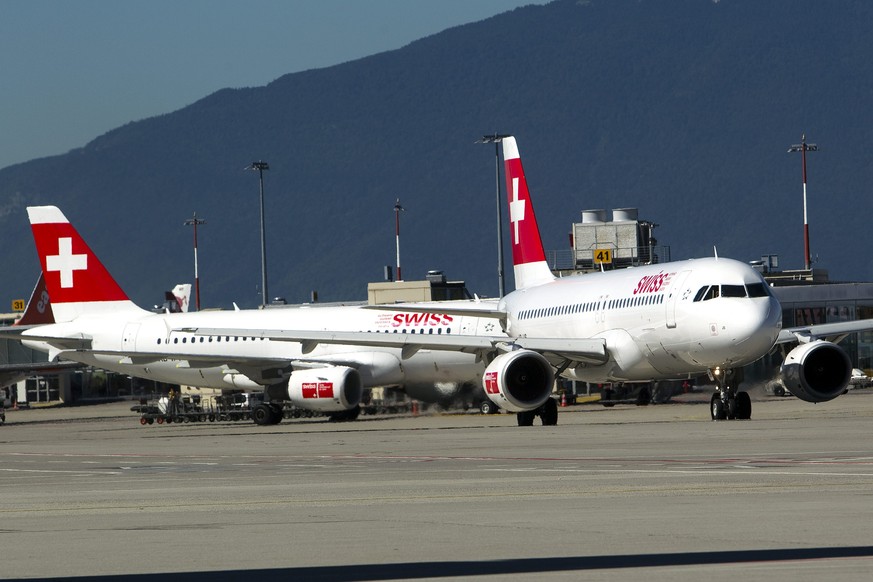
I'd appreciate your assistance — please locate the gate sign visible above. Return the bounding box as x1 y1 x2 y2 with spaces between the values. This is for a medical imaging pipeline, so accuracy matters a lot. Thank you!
11 299 25 312
594 248 613 264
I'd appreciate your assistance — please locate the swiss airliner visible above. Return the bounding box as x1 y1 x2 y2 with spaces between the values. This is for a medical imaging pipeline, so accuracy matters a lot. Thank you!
12 209 498 423
191 136 865 425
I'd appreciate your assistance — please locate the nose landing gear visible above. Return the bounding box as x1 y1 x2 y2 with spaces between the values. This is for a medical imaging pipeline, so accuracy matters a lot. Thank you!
709 367 752 420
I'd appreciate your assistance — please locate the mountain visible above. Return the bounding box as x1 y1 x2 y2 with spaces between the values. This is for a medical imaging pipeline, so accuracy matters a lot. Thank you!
2 0 872 309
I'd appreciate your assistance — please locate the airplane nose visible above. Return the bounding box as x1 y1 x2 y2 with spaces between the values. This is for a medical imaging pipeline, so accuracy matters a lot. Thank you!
732 296 781 359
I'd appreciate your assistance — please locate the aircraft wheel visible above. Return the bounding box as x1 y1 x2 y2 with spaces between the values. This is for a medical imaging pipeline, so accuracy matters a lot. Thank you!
540 398 558 426
710 394 727 421
252 404 273 426
268 404 284 425
736 391 752 420
517 410 536 426
479 400 496 415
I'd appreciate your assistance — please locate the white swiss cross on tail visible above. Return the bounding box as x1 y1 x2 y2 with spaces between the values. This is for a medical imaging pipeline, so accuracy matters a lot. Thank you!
509 177 525 245
46 237 87 288
27 206 139 323
501 137 555 291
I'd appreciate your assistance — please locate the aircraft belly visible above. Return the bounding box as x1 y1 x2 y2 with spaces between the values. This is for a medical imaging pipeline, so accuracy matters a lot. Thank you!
86 354 232 389
400 350 484 391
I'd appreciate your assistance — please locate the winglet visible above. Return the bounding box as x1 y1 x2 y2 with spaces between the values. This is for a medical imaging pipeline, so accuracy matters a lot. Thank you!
502 137 556 290
27 206 145 322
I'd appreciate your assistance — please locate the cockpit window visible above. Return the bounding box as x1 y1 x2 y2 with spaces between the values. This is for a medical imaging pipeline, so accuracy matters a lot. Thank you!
721 285 747 298
694 286 721 301
746 282 769 297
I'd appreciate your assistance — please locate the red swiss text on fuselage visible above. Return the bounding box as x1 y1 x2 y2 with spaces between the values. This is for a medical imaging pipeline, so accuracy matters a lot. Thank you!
391 313 454 328
632 271 675 295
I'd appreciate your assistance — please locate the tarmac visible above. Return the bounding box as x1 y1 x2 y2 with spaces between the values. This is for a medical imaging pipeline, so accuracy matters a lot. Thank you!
2 389 873 581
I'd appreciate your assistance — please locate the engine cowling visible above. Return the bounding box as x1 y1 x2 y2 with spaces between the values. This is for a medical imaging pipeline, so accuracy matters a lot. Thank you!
780 340 852 403
483 350 554 412
287 367 363 412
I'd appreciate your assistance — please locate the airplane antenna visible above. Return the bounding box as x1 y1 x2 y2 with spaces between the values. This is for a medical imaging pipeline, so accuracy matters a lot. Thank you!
788 134 818 271
713 246 719 259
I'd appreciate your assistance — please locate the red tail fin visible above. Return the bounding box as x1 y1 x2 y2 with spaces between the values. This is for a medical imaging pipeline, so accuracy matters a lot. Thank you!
502 137 556 290
27 206 143 322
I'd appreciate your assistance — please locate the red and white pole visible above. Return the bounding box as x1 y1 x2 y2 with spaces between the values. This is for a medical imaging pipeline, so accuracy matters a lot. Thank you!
394 199 404 281
184 212 206 311
788 134 818 271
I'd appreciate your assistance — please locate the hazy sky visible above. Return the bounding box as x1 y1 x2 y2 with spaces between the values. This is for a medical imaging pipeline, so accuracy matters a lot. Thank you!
0 0 547 170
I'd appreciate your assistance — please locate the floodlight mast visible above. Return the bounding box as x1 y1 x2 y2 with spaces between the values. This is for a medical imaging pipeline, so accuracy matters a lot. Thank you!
247 161 270 307
787 134 818 270
394 199 405 281
183 212 206 311
476 133 512 297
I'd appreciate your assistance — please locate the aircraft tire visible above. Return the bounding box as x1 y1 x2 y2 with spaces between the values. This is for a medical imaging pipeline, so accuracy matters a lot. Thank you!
736 391 752 420
268 404 284 425
710 394 726 421
252 404 273 426
517 410 536 426
479 400 496 415
540 398 558 426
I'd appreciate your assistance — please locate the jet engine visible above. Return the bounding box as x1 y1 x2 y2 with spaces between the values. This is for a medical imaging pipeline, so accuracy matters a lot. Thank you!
482 350 554 412
286 367 363 412
780 340 852 403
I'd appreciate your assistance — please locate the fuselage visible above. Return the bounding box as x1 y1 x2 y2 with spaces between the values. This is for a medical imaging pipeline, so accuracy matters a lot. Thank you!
23 303 490 400
500 257 782 383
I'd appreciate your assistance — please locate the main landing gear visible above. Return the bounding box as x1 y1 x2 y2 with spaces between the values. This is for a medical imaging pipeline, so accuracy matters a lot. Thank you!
709 367 752 421
516 397 559 427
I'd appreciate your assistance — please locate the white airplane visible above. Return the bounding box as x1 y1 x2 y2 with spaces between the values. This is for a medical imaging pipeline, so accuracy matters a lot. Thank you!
12 209 494 423
190 136 867 425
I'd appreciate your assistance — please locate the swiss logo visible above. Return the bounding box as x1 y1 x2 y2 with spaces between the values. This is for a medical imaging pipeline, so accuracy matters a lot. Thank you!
46 237 87 288
484 371 500 394
302 382 335 399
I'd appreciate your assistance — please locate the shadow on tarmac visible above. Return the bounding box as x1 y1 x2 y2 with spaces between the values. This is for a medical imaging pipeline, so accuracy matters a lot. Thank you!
45 546 873 581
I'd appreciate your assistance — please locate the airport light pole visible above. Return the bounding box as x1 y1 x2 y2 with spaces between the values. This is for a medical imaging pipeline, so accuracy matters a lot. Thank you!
788 134 818 271
247 161 270 306
183 212 206 311
394 198 405 281
477 133 511 297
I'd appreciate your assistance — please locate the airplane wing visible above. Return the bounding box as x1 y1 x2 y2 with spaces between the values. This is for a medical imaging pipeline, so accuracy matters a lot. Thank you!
777 318 873 345
185 327 609 367
363 298 505 322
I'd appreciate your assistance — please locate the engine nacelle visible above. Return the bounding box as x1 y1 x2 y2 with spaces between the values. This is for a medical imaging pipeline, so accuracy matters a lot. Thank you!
780 340 852 403
287 367 363 412
483 350 554 412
